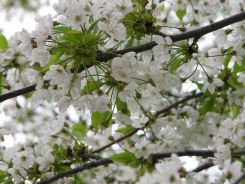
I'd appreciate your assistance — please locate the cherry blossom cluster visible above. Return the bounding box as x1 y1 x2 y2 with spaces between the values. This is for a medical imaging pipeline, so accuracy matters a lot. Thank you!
0 0 244 183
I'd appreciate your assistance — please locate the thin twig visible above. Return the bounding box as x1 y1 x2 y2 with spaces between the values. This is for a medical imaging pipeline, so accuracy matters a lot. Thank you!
92 92 203 154
190 162 214 173
77 153 102 160
37 159 114 184
233 172 245 184
151 150 216 159
92 128 140 154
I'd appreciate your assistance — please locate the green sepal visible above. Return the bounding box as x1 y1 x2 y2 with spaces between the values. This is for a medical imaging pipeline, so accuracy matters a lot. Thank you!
42 50 63 71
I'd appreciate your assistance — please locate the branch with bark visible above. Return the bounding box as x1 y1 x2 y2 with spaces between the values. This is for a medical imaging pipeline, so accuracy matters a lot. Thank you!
234 172 245 184
151 150 245 160
1 11 245 102
92 92 203 154
190 162 214 173
37 159 114 184
38 149 245 184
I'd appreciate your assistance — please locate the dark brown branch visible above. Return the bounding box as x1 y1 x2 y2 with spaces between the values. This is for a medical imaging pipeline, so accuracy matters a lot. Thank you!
0 80 49 103
190 162 214 173
234 172 245 184
92 92 203 154
152 150 216 160
1 11 245 102
153 92 203 118
152 11 245 42
37 159 113 184
151 150 245 161
37 149 245 184
78 153 102 160
0 84 36 102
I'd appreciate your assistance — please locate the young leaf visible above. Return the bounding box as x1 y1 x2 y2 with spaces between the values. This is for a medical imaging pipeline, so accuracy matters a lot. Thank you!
82 80 104 93
88 18 102 33
176 8 186 21
200 96 215 115
91 111 112 133
227 75 243 87
170 58 182 73
232 57 245 75
0 34 8 51
224 48 233 68
108 151 135 163
0 170 5 183
116 97 131 116
53 26 81 35
72 124 87 139
5 179 14 184
125 36 135 48
230 105 240 118
43 50 63 71
117 126 134 134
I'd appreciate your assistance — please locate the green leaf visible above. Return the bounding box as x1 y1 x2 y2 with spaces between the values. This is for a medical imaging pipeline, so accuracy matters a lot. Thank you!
224 48 233 68
5 179 14 184
53 26 81 35
88 18 102 33
43 50 63 71
176 8 186 21
125 36 135 48
108 151 135 163
232 56 245 75
224 54 232 68
91 111 112 133
117 126 134 134
32 62 42 71
116 97 131 116
72 124 87 138
200 96 215 115
0 34 8 51
160 5 165 12
230 105 240 118
241 177 245 184
82 80 104 93
227 75 243 87
63 33 81 43
0 170 5 182
129 159 141 168
171 58 182 73
71 174 86 184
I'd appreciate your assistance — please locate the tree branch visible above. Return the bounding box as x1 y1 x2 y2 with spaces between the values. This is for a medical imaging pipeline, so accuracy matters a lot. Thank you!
1 11 245 102
92 128 140 154
92 92 203 154
150 11 245 41
0 84 37 102
37 159 113 184
37 149 245 184
234 172 245 184
151 150 245 160
151 150 216 159
190 162 214 173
